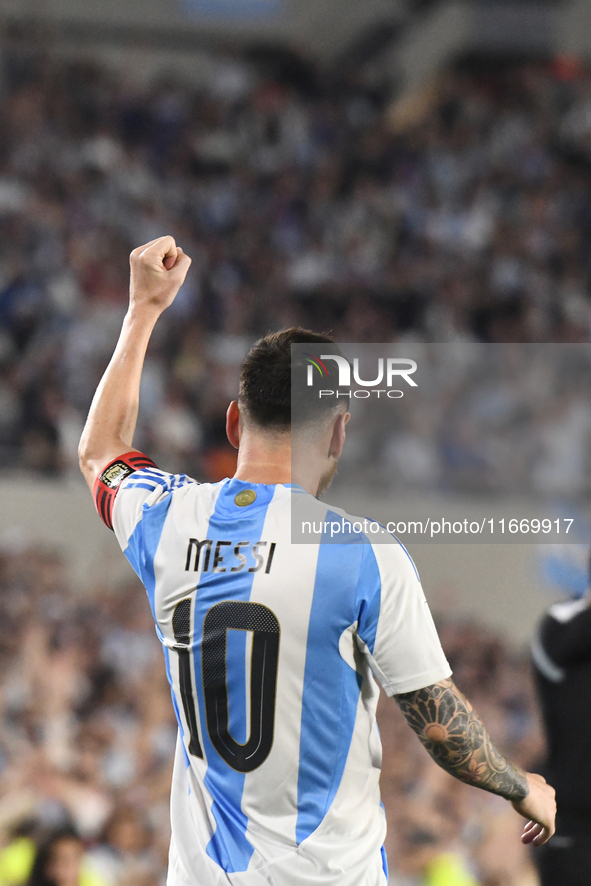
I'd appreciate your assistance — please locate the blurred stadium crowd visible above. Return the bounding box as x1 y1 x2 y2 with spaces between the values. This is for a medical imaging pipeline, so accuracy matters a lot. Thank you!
0 548 543 886
2 34 591 492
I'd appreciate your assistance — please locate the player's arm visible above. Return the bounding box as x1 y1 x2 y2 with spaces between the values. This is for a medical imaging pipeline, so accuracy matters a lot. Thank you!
395 678 556 846
78 236 191 491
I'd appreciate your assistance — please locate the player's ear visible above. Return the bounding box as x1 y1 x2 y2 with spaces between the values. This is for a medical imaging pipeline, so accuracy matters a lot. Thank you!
226 401 241 449
328 410 349 460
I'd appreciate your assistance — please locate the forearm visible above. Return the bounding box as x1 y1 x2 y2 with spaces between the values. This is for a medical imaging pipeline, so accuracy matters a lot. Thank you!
78 307 159 486
395 678 528 801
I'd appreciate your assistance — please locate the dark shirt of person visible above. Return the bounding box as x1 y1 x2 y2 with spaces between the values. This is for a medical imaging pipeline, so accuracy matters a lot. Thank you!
532 596 591 838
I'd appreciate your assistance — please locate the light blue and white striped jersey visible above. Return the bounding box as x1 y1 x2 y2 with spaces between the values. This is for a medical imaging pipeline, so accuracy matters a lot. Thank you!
108 461 451 886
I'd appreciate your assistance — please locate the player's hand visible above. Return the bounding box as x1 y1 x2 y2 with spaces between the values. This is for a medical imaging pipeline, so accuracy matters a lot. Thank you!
511 772 556 846
129 236 192 315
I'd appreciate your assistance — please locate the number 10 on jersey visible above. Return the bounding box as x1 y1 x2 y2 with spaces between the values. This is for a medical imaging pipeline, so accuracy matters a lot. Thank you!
172 598 281 773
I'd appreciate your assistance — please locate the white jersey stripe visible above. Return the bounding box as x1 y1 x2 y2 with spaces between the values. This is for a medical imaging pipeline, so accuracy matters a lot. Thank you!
242 490 321 862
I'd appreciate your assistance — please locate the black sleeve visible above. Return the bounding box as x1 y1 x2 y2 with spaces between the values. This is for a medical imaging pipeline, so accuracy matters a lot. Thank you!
540 605 591 668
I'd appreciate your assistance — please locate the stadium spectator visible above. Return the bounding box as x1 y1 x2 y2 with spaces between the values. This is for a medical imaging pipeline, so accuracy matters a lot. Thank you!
1 41 591 491
26 830 105 886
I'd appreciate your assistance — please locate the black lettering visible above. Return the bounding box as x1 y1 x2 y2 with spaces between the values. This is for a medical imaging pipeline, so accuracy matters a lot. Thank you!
265 543 276 574
185 539 213 572
231 541 249 573
213 540 232 573
188 539 276 575
172 599 203 758
248 541 267 573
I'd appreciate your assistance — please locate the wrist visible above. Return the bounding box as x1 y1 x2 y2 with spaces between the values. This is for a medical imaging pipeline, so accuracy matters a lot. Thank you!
126 303 162 330
506 769 530 802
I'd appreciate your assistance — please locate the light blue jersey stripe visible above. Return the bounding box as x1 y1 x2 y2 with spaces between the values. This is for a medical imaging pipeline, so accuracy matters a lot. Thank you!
356 545 382 656
296 513 371 845
123 494 190 769
192 480 275 874
124 482 163 492
123 495 173 619
129 477 170 491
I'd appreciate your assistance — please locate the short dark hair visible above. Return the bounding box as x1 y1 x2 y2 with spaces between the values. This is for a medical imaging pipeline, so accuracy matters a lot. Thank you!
28 827 82 886
239 327 347 428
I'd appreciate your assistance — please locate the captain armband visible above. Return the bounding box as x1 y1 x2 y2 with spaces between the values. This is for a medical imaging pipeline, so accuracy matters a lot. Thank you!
93 451 157 530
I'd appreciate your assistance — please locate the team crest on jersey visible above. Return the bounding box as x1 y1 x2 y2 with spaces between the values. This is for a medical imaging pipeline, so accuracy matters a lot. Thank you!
100 461 134 489
235 489 257 507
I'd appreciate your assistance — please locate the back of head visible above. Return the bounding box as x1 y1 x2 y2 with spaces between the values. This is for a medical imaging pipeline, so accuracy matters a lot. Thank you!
27 828 81 886
239 328 347 430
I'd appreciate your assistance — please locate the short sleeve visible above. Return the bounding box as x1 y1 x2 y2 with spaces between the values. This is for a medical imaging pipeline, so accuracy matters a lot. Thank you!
93 451 197 553
356 541 452 696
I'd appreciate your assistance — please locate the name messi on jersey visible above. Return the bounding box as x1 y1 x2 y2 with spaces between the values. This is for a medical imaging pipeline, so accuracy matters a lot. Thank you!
185 538 276 575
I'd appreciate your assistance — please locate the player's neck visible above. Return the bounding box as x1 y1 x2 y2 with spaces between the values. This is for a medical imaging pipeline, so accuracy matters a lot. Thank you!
233 431 321 494
233 431 292 487
233 460 292 485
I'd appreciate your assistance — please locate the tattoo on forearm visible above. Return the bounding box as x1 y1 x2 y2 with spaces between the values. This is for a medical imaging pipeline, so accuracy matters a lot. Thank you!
395 679 528 801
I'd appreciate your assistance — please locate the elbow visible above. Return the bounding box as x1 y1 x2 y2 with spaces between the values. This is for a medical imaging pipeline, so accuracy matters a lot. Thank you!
77 438 96 492
78 434 91 474
78 431 128 484
78 432 102 483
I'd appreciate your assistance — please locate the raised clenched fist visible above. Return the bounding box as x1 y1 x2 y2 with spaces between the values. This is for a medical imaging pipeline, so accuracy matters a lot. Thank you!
129 235 192 315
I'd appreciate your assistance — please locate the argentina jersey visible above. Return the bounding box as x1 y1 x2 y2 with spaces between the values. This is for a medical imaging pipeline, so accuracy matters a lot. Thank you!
95 451 451 886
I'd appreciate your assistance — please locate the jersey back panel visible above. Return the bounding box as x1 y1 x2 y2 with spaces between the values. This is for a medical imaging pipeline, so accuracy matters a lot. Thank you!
108 465 451 886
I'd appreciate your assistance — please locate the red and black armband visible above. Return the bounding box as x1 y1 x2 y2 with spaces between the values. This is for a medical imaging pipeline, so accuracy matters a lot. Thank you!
93 451 157 530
